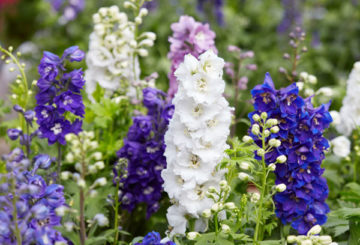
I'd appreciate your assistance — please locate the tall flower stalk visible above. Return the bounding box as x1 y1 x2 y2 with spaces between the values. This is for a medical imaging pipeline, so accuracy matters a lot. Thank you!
161 50 232 236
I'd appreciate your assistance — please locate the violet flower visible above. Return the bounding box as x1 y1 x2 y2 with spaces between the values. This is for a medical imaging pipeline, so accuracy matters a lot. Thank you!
116 88 174 218
248 73 332 235
35 46 85 145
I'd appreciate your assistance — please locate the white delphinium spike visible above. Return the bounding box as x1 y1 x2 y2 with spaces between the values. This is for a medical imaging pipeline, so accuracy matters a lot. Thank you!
162 50 232 236
337 62 360 135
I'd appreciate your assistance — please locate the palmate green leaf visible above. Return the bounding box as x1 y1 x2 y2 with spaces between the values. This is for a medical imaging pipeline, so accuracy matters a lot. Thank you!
324 215 349 237
331 207 360 220
340 182 360 202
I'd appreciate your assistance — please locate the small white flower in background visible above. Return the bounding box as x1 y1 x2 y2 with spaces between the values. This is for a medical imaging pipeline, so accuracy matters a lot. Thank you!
239 161 250 170
94 177 107 187
64 222 75 232
329 111 340 126
337 62 360 136
276 155 287 164
93 213 109 227
221 224 231 234
287 225 335 245
77 179 86 188
95 161 105 170
268 163 276 171
186 232 200 240
61 171 72 180
250 192 260 203
275 184 286 192
307 224 321 235
238 172 250 181
316 87 334 97
55 206 68 217
331 136 351 158
162 51 231 236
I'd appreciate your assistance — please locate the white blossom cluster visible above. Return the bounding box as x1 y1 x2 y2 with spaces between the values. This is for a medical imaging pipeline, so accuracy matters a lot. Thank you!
161 50 232 236
85 5 156 100
337 62 360 136
287 225 337 245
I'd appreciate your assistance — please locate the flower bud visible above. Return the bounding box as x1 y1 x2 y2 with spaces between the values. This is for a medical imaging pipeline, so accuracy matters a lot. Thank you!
268 163 276 171
187 232 200 240
238 172 250 181
202 209 211 218
207 186 217 193
55 206 68 217
66 153 74 163
221 224 231 234
260 112 268 120
64 222 75 232
276 155 287 163
300 72 309 80
264 130 270 137
137 48 148 57
257 149 265 157
252 114 260 122
242 135 253 143
211 203 222 212
239 161 250 170
307 225 322 236
269 138 278 147
251 124 260 135
219 180 228 189
275 184 286 192
77 179 86 188
94 177 107 187
318 236 332 244
224 202 236 210
92 152 103 160
266 118 278 127
287 235 297 243
61 171 72 180
93 213 109 227
270 126 279 134
299 240 313 245
95 161 105 170
308 75 317 84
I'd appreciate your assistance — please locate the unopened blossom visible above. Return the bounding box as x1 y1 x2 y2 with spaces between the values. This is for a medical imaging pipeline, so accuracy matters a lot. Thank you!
249 73 332 235
331 136 351 158
162 50 232 235
167 15 217 98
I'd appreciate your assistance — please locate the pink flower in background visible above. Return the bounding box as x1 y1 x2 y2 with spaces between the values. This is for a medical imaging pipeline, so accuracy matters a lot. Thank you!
167 15 217 98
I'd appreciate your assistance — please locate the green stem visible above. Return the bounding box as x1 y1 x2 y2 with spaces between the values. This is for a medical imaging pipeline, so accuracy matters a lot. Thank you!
11 176 22 245
254 130 267 244
113 181 120 245
79 136 87 245
25 122 30 158
354 160 358 183
214 212 219 235
57 143 62 181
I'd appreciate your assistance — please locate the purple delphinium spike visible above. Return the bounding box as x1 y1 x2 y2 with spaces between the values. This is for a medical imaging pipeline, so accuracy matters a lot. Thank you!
0 148 66 244
248 73 332 235
167 16 217 98
116 88 174 218
35 46 85 145
277 0 303 34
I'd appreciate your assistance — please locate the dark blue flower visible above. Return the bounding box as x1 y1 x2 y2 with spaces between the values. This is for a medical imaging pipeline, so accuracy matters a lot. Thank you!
54 91 85 117
62 46 85 62
7 128 22 140
38 51 62 81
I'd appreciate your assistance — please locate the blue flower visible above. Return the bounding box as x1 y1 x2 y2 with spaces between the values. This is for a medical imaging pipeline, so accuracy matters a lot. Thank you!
135 231 175 245
249 73 332 235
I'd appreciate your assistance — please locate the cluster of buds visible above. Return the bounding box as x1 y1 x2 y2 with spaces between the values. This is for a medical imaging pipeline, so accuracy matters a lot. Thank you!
225 45 257 91
62 131 105 192
279 27 308 83
287 225 337 245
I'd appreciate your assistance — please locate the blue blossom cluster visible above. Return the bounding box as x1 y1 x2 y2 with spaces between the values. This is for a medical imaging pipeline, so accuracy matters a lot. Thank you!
249 73 332 234
35 46 85 145
117 87 174 218
277 0 303 33
0 148 66 244
135 231 175 245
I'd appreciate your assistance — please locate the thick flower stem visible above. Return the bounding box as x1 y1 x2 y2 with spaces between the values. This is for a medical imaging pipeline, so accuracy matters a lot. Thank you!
79 136 87 245
25 122 30 158
11 176 22 245
253 131 267 244
113 181 120 245
214 212 219 235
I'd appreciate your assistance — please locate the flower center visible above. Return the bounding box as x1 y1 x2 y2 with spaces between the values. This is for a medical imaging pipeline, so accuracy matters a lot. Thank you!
193 105 203 117
41 110 48 118
51 123 62 135
190 154 200 168
64 96 73 106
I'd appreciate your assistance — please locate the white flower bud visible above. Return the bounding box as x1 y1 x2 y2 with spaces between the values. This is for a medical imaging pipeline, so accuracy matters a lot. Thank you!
251 124 260 135
219 180 228 189
55 206 68 216
98 7 107 16
296 81 304 91
137 48 148 57
318 236 332 244
270 126 279 133
316 87 333 97
221 224 231 234
307 225 322 236
257 149 265 157
224 202 236 210
92 152 103 160
239 161 250 170
268 163 276 171
75 162 82 172
207 186 217 193
260 112 268 120
276 155 287 163
275 184 286 192
61 171 71 180
308 75 317 84
92 13 101 23
211 203 222 212
266 118 278 127
90 141 99 149
299 240 313 245
94 177 107 187
329 243 338 245
95 161 105 170
300 72 308 80
252 114 260 122
77 179 86 188
11 94 17 99
93 213 109 226
187 232 200 240
32 80 37 86
65 153 74 163
238 172 250 181
89 190 98 198
269 138 278 147
242 135 253 143
202 209 211 218
139 39 154 47
135 16 142 24
250 193 260 203
139 8 148 17
144 32 156 40
64 222 75 232
264 130 270 137
287 235 297 243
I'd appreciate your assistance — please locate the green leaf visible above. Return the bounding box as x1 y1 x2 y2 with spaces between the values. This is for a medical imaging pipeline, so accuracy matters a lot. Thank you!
349 220 360 245
259 240 282 245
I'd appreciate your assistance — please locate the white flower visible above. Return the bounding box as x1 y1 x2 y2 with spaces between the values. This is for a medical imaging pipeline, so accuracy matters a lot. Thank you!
329 110 340 126
93 213 109 226
55 206 68 217
337 62 360 135
95 161 105 170
316 87 334 97
239 161 250 170
94 177 107 187
331 136 351 158
238 172 250 181
275 184 286 193
187 232 200 240
162 51 231 236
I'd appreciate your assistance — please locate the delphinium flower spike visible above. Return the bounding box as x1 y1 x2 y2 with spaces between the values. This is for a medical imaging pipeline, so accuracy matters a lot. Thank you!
167 15 217 98
48 0 85 24
248 73 332 235
117 87 174 218
197 0 225 25
162 50 232 236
